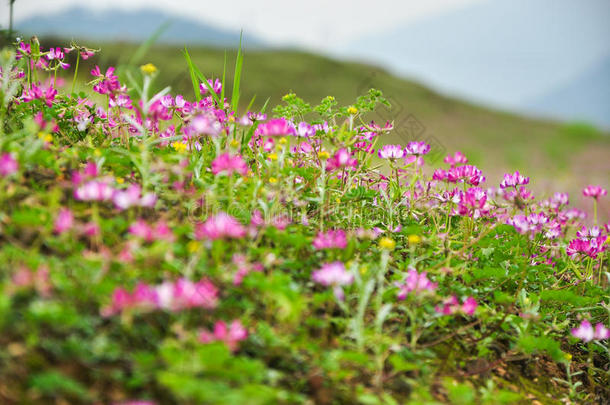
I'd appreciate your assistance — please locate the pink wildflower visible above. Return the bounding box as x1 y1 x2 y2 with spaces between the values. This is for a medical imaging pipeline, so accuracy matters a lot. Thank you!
195 212 246 240
404 141 430 156
313 230 348 250
54 208 74 234
582 185 607 199
74 180 114 202
255 118 296 137
200 78 222 95
378 144 405 160
199 320 248 352
571 320 596 342
436 296 477 316
500 171 530 189
447 165 485 186
395 268 437 299
444 151 468 167
312 261 353 301
296 122 315 137
113 184 157 210
211 153 249 176
0 153 18 176
326 148 357 171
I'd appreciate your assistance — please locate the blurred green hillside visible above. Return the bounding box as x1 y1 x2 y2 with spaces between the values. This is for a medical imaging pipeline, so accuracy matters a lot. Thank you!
37 39 610 213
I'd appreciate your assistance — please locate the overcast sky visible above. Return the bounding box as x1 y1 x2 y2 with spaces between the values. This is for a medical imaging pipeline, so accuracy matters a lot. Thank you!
3 0 484 50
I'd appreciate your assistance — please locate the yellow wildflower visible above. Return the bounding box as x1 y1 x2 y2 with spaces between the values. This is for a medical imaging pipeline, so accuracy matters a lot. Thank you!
172 142 187 152
408 234 422 244
140 63 157 75
187 240 200 253
379 237 396 250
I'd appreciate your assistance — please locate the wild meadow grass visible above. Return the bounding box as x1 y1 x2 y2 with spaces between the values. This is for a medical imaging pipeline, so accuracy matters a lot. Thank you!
0 37 608 404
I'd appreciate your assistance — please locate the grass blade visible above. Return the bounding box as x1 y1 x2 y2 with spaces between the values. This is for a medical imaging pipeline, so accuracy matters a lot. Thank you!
231 31 244 112
220 51 227 103
183 47 201 102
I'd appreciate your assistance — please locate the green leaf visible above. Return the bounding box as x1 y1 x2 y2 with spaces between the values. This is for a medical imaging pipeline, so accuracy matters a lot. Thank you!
231 31 244 112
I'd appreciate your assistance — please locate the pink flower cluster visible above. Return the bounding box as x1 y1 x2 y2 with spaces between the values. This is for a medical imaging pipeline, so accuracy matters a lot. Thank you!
508 212 549 236
255 117 296 137
500 171 530 189
47 47 70 69
326 148 357 172
313 229 347 250
195 212 246 240
378 144 405 160
128 220 175 243
101 278 219 317
21 84 58 107
312 262 354 301
91 66 124 98
404 141 430 155
71 163 156 210
444 151 468 167
395 268 437 299
199 320 248 352
455 187 489 218
582 185 607 199
567 233 607 260
0 153 18 176
571 320 610 342
211 153 249 176
54 208 74 234
113 184 157 210
436 296 478 316
433 164 485 186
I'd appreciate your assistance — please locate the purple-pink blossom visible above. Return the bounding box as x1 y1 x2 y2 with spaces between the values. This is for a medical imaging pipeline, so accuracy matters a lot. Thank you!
113 184 157 210
54 208 74 234
326 148 357 171
378 144 405 160
571 320 610 342
195 212 246 240
312 262 353 301
404 141 430 156
211 153 249 176
101 278 218 317
582 185 607 199
313 230 348 250
447 165 485 186
500 171 530 189
255 118 296 137
435 296 478 316
444 151 468 167
74 180 114 202
395 268 437 299
199 320 248 352
0 153 18 176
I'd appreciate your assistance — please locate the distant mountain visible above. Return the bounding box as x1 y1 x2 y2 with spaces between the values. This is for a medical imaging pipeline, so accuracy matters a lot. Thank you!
340 0 610 127
526 56 610 128
14 7 263 48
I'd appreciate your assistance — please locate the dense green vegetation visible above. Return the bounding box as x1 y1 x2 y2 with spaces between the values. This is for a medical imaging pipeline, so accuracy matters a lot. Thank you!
0 37 608 404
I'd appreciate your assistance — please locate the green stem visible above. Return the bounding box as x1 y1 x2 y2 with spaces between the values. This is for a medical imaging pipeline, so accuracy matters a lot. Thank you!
71 51 80 96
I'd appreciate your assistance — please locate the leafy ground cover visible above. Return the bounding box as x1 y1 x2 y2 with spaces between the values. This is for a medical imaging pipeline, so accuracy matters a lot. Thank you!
0 38 608 404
